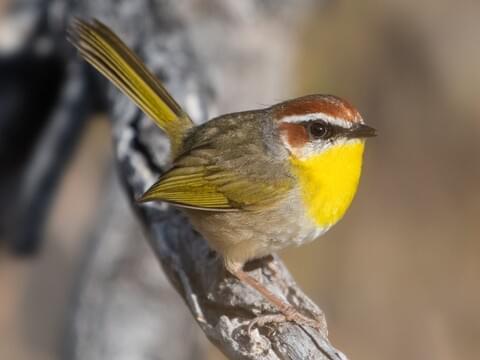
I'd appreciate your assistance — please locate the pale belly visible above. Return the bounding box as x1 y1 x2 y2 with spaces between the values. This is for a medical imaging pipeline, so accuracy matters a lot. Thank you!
185 189 329 266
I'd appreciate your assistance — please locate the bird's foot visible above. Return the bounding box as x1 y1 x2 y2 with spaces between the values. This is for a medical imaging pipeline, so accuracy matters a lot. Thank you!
248 305 325 334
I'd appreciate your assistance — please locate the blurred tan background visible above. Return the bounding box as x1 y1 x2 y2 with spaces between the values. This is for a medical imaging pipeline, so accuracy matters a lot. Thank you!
1 1 479 359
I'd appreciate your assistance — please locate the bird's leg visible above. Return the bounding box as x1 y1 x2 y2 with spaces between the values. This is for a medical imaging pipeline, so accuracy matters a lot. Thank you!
225 261 325 333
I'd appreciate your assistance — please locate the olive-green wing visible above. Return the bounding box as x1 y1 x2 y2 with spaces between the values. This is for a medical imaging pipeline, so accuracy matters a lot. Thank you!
138 165 293 211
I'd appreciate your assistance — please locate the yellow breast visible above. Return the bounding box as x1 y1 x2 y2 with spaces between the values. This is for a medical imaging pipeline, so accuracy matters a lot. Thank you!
290 141 365 227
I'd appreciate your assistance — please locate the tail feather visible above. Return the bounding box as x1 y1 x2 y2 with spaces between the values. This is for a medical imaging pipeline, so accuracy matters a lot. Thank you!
68 19 192 154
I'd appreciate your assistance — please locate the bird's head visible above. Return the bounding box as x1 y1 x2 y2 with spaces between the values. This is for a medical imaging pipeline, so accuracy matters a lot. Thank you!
271 94 376 227
273 94 376 160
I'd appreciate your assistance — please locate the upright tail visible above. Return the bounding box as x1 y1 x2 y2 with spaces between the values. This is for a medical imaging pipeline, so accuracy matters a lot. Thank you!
68 19 193 155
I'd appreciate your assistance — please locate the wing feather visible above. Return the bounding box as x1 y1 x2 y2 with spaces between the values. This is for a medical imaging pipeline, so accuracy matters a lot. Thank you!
138 164 293 211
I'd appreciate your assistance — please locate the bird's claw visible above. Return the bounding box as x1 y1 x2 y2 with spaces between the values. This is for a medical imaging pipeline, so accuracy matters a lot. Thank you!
248 305 325 335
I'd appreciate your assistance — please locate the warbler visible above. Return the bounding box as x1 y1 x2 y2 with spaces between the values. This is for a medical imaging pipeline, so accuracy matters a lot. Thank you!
69 19 376 329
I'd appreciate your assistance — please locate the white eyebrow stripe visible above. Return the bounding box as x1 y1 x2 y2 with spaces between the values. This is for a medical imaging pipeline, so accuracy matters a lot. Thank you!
280 113 353 128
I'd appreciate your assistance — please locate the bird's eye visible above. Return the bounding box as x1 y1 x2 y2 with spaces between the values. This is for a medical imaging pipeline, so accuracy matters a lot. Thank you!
308 122 332 139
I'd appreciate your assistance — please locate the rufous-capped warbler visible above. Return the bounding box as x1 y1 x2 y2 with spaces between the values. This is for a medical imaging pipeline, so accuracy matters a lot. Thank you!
69 19 376 329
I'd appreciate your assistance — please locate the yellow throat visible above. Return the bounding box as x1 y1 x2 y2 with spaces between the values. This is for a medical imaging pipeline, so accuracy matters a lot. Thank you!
290 141 365 227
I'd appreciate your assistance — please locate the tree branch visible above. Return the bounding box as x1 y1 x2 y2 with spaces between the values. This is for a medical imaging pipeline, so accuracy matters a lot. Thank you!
0 1 70 253
63 170 205 360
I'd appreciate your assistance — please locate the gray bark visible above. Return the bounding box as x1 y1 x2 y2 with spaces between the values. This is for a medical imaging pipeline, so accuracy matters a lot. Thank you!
63 171 205 360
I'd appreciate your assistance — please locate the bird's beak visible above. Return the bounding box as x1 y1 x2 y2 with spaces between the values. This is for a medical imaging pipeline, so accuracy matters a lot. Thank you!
345 124 377 139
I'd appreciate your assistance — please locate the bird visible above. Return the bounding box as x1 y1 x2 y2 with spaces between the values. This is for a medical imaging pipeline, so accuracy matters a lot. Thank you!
69 19 376 329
